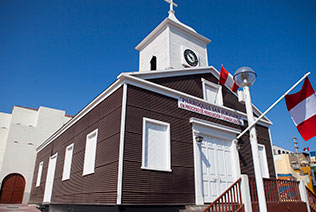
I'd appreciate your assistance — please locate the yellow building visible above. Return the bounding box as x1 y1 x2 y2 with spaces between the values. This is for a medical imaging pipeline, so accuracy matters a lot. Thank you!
295 166 315 194
274 154 311 187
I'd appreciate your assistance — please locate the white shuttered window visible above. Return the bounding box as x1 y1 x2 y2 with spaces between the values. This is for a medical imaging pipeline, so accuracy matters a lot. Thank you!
83 129 98 176
36 161 43 187
142 118 171 172
202 78 223 106
62 143 74 181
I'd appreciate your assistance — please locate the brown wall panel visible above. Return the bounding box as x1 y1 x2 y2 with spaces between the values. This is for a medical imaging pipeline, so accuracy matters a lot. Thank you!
150 72 247 113
52 162 118 203
122 85 275 204
30 87 123 204
122 161 194 205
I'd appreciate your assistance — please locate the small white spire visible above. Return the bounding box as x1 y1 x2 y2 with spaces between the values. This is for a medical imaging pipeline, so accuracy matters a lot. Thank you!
164 0 197 32
165 0 178 15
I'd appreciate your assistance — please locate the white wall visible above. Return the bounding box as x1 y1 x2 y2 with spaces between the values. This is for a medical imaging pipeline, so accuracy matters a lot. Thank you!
139 26 169 72
272 145 293 155
0 106 71 204
169 25 208 69
0 113 12 172
138 19 209 72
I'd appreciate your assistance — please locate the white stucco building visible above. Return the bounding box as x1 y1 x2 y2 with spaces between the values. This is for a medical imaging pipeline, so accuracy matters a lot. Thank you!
272 144 294 155
0 106 72 204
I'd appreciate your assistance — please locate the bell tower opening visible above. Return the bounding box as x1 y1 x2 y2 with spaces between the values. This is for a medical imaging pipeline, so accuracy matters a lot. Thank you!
150 56 157 71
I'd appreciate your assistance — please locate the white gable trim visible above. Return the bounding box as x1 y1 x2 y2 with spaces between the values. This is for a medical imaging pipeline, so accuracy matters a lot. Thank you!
118 66 215 80
36 80 124 152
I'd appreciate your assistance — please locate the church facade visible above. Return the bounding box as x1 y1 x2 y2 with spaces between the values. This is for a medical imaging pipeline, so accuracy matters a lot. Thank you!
30 3 276 212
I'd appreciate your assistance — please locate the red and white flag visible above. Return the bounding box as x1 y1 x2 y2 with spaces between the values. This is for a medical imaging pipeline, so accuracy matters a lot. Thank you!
219 66 239 92
303 147 310 152
285 77 316 141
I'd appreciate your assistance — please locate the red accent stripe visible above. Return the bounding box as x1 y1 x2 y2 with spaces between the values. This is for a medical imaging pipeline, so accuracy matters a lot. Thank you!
297 114 316 141
285 77 315 111
219 66 229 85
232 83 239 92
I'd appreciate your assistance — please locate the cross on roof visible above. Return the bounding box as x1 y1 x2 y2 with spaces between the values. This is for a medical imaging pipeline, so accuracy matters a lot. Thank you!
165 0 178 14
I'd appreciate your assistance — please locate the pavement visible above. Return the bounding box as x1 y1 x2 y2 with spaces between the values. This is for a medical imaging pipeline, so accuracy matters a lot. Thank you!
0 204 40 212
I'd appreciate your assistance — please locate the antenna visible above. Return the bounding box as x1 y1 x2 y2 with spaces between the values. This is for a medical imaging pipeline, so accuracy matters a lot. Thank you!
293 136 302 173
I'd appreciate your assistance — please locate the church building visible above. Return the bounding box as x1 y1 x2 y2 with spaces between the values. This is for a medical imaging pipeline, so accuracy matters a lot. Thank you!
30 2 280 212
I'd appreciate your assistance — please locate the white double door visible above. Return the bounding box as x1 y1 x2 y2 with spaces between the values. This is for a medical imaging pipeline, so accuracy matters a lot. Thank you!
200 136 234 203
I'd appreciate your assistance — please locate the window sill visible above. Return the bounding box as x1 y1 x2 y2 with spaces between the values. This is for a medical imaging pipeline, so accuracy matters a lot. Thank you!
82 171 95 177
141 166 172 172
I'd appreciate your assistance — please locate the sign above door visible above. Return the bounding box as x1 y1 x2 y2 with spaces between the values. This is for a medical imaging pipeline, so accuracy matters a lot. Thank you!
178 97 244 126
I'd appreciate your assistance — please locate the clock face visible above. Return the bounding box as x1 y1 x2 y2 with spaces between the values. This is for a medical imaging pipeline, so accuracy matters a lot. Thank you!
184 49 198 67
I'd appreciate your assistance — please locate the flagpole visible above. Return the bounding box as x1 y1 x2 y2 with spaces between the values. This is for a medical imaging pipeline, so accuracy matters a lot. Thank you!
236 72 311 140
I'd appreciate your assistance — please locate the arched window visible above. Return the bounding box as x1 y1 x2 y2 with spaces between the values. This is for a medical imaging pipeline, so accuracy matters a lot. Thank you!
150 56 157 71
278 150 281 154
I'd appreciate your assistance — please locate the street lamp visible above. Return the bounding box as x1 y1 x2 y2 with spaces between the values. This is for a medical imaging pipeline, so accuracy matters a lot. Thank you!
234 67 267 212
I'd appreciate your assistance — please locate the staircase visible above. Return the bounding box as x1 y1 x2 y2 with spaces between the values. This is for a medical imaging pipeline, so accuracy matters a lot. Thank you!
203 178 244 212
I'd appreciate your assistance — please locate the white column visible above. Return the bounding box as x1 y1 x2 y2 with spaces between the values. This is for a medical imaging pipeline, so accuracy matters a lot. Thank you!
243 86 267 212
240 175 253 212
299 180 311 212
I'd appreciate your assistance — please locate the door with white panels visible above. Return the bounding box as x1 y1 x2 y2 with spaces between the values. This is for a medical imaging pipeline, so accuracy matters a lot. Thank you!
201 136 234 203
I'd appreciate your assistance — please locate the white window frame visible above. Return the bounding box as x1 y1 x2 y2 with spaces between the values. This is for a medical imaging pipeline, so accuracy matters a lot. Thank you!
36 161 44 187
83 129 98 176
43 153 58 203
141 117 171 172
62 143 74 181
201 78 223 106
258 144 270 178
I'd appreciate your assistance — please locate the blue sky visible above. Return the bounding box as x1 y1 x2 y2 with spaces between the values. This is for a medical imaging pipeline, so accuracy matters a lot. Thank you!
1 0 315 152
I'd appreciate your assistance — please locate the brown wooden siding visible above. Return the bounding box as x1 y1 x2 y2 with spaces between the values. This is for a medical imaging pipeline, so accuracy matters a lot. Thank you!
150 73 274 177
149 72 247 113
29 87 123 204
238 123 276 178
122 85 275 204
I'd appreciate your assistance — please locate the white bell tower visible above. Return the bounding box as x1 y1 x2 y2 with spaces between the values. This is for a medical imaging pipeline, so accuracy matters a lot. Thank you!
136 0 211 72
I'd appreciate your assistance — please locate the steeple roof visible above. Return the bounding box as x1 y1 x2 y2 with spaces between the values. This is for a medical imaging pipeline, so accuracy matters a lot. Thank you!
135 3 210 51
135 15 210 50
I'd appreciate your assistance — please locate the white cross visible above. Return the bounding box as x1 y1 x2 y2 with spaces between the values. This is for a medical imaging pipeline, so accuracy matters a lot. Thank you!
165 0 178 13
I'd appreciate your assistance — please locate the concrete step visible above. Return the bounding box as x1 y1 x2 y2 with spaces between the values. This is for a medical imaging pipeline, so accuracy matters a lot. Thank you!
179 203 242 212
179 205 208 212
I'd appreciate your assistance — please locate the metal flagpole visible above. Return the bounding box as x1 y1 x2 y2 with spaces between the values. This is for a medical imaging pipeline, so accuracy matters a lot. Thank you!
236 72 311 140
